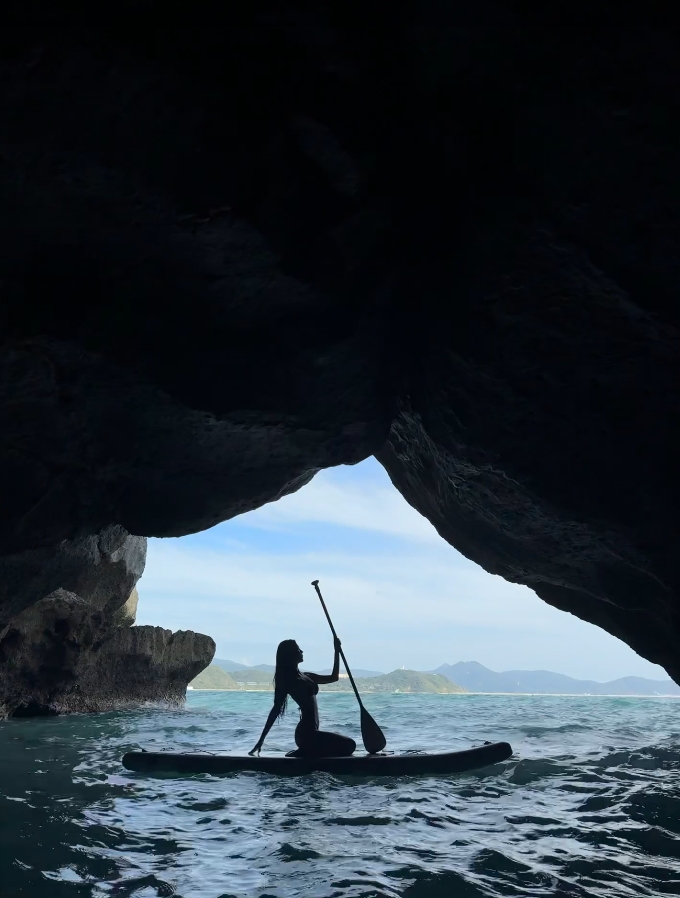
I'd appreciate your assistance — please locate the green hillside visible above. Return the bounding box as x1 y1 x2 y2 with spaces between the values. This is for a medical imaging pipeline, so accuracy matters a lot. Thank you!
229 669 273 688
189 666 466 694
321 670 467 694
190 665 238 689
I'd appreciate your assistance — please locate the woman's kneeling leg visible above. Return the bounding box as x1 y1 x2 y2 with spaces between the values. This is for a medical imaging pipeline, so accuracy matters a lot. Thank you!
297 730 356 757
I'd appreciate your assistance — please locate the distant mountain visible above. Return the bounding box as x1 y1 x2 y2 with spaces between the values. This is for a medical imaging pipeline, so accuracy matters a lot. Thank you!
191 666 466 694
319 668 384 678
190 665 237 690
189 665 272 690
230 669 273 687
213 658 248 671
214 659 276 673
433 661 680 695
322 669 466 694
216 658 381 677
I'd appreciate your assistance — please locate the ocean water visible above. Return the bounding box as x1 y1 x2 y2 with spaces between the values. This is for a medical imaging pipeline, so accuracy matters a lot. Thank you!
1 692 679 898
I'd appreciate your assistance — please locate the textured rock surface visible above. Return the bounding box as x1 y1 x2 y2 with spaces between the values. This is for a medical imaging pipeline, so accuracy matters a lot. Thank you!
0 526 146 626
1 16 679 688
60 624 215 714
0 590 214 717
376 234 680 681
114 587 139 627
0 529 213 716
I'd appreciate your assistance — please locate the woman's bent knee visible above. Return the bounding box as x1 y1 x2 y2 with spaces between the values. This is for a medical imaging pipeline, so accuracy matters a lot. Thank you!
334 736 355 756
296 731 356 758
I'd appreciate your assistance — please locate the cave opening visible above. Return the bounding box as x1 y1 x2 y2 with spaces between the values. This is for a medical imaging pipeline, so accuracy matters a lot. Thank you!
1 20 679 894
135 457 670 691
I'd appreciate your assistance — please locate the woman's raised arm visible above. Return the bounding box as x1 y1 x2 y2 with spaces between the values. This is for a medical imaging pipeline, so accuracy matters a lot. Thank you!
306 637 342 685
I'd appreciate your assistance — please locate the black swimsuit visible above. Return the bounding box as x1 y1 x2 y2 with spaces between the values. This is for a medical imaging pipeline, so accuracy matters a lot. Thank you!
290 673 356 758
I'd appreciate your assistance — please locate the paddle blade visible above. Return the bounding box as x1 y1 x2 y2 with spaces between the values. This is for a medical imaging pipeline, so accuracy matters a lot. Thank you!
360 705 387 754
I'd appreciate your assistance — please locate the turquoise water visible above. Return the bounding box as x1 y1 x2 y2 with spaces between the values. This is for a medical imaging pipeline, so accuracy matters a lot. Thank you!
1 692 679 897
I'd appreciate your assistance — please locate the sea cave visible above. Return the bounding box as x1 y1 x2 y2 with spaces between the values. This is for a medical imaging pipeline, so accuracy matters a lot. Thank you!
3 13 680 897
1 15 679 714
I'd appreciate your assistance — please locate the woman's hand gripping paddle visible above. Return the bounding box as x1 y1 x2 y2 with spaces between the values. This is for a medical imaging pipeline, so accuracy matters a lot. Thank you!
311 580 387 754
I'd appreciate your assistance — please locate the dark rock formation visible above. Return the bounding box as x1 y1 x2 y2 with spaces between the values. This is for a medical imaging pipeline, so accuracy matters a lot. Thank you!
0 528 214 716
377 242 680 678
0 526 146 627
1 13 679 695
1 589 214 717
58 621 215 714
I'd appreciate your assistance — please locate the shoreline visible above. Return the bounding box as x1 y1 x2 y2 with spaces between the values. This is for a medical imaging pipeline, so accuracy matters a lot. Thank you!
442 690 680 698
188 688 680 698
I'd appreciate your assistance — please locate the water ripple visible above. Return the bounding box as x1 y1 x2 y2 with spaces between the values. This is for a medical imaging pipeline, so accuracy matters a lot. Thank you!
1 693 679 897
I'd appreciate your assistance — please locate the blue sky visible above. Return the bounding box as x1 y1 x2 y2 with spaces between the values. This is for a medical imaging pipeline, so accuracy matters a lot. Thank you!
137 457 668 682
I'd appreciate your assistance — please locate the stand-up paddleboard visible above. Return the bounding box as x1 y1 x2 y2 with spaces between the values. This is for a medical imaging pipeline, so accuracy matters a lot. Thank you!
122 741 512 777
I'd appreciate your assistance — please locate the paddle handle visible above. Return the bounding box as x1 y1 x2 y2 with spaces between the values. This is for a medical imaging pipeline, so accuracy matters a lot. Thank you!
311 580 364 708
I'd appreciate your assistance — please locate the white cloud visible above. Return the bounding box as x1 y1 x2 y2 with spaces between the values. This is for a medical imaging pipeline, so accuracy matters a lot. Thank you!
134 459 670 682
236 473 444 545
141 538 535 628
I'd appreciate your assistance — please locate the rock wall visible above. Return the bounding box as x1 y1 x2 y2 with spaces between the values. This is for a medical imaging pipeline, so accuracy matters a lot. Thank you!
0 530 214 716
1 589 214 717
376 229 680 681
1 13 679 695
0 526 146 627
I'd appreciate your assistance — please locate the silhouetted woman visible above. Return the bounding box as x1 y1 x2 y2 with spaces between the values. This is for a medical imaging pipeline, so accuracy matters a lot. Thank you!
248 638 357 757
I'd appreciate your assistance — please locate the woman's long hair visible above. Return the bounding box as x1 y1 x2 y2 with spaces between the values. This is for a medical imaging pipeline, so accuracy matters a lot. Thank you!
273 639 300 718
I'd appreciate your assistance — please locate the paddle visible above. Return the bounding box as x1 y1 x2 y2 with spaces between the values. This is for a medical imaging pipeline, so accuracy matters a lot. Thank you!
311 579 387 754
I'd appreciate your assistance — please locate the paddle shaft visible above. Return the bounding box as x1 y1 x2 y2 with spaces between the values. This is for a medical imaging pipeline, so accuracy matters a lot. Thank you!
311 581 364 708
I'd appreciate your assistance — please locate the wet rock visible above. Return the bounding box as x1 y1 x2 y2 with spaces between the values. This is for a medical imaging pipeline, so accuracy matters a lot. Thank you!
0 590 214 717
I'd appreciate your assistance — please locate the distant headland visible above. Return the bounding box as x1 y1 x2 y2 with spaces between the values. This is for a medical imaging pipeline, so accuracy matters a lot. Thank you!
190 666 465 694
431 661 680 696
189 659 680 696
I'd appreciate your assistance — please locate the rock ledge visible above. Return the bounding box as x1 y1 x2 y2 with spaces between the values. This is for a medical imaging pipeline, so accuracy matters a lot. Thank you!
1 589 214 718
